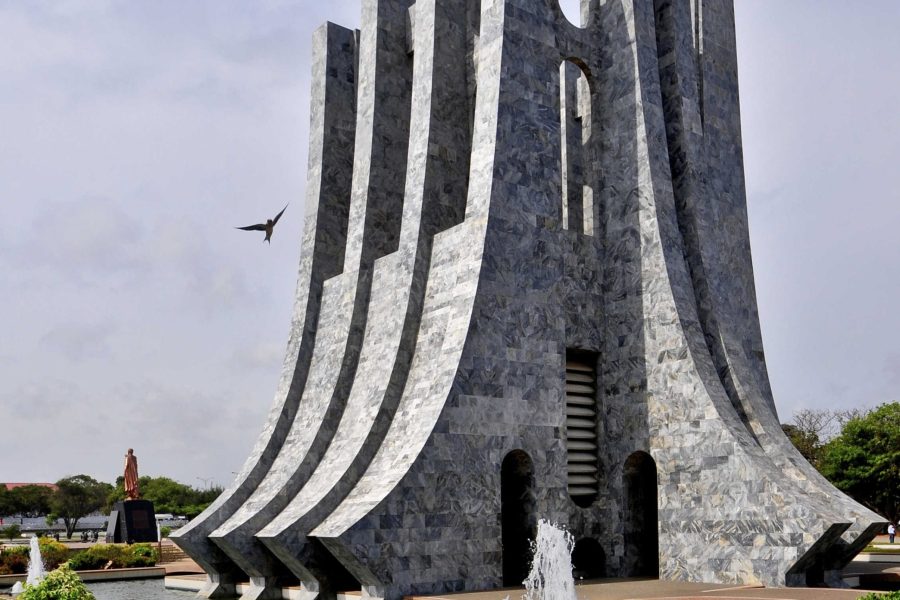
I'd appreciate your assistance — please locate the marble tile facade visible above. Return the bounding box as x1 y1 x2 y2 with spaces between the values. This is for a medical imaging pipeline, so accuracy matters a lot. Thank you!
172 1 883 598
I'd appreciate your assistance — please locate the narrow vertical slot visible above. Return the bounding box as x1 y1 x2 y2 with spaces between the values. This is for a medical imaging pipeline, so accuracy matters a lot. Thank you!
693 0 705 126
560 60 594 236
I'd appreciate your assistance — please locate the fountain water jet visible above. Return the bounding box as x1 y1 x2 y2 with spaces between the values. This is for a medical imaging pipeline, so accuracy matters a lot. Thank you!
523 520 576 600
26 535 46 585
9 536 45 596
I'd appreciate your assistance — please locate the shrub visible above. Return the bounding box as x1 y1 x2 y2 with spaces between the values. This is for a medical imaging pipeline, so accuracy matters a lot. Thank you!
125 543 158 567
858 592 900 600
38 537 70 570
0 545 30 575
66 551 105 572
159 526 171 538
66 545 125 571
66 544 157 571
19 563 96 600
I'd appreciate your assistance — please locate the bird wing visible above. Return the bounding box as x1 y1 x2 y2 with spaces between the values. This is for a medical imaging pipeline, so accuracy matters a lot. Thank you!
236 223 267 231
272 204 288 225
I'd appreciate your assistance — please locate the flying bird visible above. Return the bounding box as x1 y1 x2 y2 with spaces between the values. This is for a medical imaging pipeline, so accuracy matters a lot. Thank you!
236 204 288 244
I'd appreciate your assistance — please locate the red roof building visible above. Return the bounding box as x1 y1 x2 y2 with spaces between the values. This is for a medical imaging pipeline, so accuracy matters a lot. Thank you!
1 483 59 491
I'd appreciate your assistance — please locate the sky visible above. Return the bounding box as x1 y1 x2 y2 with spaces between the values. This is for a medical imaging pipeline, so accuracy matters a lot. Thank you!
1 1 897 489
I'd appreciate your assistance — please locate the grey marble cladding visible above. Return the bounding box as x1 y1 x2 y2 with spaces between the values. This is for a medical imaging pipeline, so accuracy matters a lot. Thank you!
172 0 884 598
171 21 358 598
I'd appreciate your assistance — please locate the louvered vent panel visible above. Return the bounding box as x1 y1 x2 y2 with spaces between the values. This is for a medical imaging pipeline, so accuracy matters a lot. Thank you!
566 355 598 505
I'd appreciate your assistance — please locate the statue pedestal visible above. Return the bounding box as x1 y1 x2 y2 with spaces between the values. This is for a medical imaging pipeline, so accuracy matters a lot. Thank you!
107 500 158 543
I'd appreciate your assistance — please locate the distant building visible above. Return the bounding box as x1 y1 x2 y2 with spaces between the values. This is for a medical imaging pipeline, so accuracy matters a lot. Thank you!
1 483 59 492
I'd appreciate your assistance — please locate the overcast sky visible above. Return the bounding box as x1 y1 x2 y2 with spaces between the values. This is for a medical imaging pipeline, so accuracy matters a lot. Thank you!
1 1 897 489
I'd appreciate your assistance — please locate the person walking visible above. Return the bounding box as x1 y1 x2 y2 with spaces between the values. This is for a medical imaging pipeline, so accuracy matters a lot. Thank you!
889 523 896 544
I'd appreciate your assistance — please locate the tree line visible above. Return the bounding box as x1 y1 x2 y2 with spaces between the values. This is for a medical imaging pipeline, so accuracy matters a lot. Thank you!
782 401 899 525
0 475 222 538
4 403 894 538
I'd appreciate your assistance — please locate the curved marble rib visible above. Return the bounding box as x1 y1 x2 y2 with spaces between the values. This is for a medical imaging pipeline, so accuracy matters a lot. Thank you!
170 22 357 598
256 0 471 594
313 215 488 594
700 3 881 577
651 0 882 582
620 0 862 585
205 2 414 599
302 7 508 599
604 2 849 585
211 266 368 599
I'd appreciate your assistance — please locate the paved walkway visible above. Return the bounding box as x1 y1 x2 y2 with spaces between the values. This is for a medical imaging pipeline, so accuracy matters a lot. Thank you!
162 574 886 600
160 541 900 599
407 579 877 599
164 567 897 600
162 556 205 576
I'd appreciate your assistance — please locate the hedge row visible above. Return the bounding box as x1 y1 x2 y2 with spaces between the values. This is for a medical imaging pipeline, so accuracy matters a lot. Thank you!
0 541 156 574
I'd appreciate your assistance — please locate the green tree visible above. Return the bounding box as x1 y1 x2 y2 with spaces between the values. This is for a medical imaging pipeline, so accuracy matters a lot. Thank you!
8 485 54 517
819 402 900 523
0 485 11 515
781 407 875 468
142 477 196 513
1 524 21 540
106 476 221 519
103 476 126 513
49 476 113 539
781 423 822 465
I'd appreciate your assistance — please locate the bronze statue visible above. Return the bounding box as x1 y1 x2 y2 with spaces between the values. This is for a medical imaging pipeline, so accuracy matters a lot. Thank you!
124 448 140 500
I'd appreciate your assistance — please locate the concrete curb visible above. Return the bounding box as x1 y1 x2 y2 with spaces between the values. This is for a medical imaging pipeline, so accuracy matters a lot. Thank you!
165 576 363 599
852 554 900 564
0 566 164 588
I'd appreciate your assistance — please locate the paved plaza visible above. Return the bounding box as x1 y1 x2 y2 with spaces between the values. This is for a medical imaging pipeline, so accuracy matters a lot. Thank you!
165 537 900 598
408 579 878 600
165 561 899 600
163 573 895 600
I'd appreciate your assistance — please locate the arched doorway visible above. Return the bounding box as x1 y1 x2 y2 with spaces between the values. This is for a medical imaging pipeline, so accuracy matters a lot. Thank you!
571 537 606 581
501 450 537 586
623 451 659 577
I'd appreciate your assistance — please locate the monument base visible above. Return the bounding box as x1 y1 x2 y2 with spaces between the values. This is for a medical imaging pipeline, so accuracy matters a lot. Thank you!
107 500 157 543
